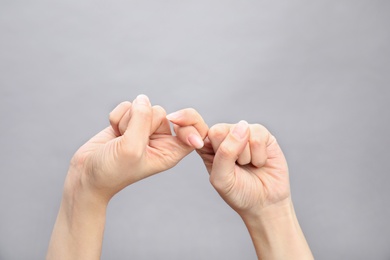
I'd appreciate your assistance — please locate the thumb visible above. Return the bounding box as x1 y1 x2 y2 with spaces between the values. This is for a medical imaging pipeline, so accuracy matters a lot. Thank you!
120 95 152 157
210 120 249 192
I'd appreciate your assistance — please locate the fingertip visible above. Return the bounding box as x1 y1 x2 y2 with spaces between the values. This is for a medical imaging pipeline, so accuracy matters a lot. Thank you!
134 94 151 106
167 108 209 142
166 111 182 122
188 134 204 149
231 120 249 139
209 123 229 139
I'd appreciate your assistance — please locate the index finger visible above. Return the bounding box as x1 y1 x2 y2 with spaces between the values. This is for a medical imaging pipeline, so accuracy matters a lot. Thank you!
166 108 209 149
166 108 209 138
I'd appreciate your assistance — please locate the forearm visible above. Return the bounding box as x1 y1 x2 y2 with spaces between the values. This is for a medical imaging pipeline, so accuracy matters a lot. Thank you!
46 171 108 260
241 199 313 260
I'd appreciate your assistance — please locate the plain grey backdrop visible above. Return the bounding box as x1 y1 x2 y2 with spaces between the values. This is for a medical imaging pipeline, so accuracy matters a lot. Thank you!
1 0 389 259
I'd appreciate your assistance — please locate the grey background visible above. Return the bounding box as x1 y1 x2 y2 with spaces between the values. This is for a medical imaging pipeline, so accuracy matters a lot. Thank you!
1 0 389 259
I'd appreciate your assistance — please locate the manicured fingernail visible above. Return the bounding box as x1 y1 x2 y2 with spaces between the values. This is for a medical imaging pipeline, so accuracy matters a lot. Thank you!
188 134 204 149
166 111 181 121
134 94 150 105
232 120 249 139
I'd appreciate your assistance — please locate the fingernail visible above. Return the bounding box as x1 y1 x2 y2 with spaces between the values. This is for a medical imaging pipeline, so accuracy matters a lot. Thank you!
166 111 181 121
188 134 204 149
134 94 150 105
232 120 249 139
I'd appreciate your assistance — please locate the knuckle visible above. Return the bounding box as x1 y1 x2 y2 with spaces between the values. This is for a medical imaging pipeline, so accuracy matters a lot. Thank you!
109 113 116 126
186 107 197 116
252 123 272 143
184 107 201 122
250 136 262 148
253 123 268 133
153 105 167 120
209 175 233 194
218 142 236 159
268 134 278 146
209 175 222 190
209 124 227 140
108 111 118 124
209 175 219 188
153 105 166 114
70 153 85 169
120 101 132 107
109 101 131 123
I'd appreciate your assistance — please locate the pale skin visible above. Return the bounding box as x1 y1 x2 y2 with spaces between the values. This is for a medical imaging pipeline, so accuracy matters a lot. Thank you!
46 94 313 260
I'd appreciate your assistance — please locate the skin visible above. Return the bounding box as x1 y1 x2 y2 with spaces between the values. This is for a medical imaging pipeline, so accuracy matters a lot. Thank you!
47 95 313 260
169 119 314 259
46 95 208 260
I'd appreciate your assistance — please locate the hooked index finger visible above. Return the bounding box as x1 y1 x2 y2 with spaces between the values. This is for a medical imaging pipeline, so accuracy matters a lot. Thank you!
166 108 209 139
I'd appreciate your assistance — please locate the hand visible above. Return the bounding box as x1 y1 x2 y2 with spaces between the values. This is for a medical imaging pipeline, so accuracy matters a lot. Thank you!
196 121 291 217
47 95 209 260
66 95 208 202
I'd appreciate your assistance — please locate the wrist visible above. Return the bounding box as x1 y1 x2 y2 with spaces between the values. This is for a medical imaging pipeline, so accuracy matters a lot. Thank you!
47 167 108 260
240 198 295 225
241 198 313 260
61 165 108 231
63 163 111 209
